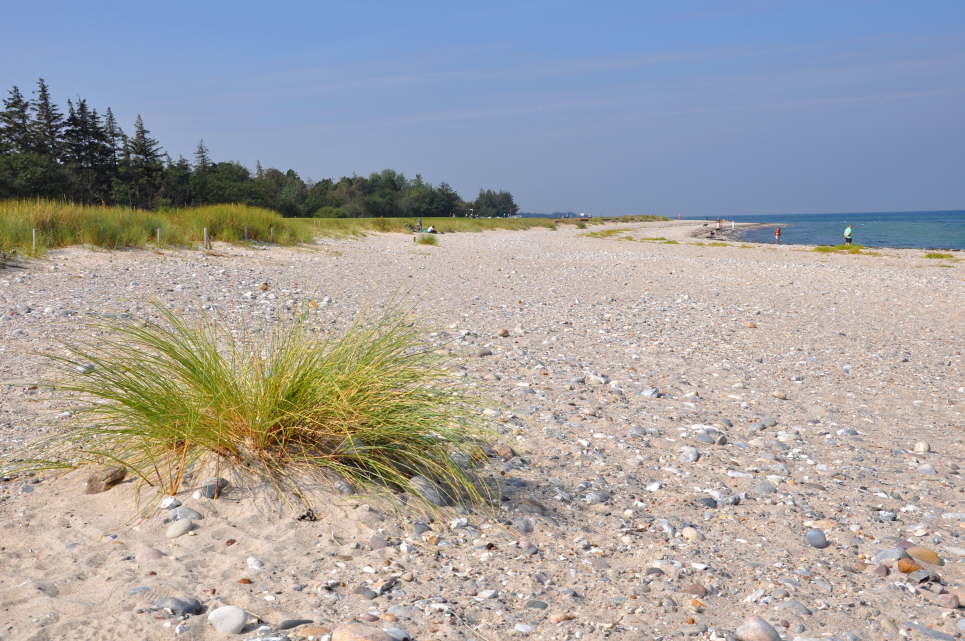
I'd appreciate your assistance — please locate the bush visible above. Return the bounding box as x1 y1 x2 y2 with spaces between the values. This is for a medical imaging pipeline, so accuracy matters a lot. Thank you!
416 234 438 245
925 252 953 259
11 305 490 508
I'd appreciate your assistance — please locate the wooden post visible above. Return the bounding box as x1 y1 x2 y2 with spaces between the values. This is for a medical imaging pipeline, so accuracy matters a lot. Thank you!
156 227 161 249
32 228 37 255
203 227 209 249
269 226 274 243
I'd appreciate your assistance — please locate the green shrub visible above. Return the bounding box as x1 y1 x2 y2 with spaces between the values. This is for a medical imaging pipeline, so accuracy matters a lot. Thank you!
10 306 490 508
925 252 952 259
416 233 438 245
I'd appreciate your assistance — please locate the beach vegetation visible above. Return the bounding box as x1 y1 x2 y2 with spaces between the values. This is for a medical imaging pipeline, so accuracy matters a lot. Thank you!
8 305 490 508
416 233 438 245
924 252 953 259
0 200 310 255
813 243 871 254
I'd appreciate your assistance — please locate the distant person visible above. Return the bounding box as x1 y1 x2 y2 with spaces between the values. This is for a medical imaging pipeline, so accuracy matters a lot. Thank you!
716 218 722 232
425 225 437 234
731 220 735 230
773 227 782 243
843 224 853 245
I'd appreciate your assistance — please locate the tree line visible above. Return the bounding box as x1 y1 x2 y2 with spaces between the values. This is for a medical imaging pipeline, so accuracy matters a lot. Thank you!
0 78 519 218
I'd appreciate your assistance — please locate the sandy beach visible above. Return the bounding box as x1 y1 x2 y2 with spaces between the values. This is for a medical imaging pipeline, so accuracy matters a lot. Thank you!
1 220 962 641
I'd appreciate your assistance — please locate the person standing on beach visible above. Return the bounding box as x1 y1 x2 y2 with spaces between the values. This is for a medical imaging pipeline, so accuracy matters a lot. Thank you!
843 224 853 245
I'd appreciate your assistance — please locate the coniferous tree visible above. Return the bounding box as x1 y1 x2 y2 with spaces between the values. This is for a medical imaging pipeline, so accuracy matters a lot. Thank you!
63 98 113 202
0 86 32 153
29 78 64 158
124 115 164 208
191 139 211 203
102 107 125 166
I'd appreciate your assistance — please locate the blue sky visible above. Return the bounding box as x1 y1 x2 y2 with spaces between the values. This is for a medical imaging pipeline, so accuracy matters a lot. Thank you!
3 1 964 215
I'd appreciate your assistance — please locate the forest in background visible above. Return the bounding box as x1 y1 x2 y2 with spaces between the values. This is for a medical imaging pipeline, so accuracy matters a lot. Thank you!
0 79 519 218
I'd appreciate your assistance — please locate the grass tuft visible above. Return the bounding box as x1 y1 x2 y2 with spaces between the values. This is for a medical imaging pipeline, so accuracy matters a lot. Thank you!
9 305 491 509
416 234 438 246
924 252 953 259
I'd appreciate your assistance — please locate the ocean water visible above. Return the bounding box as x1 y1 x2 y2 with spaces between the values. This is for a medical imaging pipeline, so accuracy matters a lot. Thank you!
720 211 965 250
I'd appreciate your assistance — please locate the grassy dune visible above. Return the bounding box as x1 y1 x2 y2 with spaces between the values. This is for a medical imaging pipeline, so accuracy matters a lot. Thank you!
0 200 668 253
0 200 312 255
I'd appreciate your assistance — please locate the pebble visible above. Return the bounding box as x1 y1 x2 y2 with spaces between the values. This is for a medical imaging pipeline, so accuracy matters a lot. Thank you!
514 623 535 634
804 528 828 549
201 477 230 498
208 605 247 634
165 519 193 538
169 506 203 521
154 596 203 616
408 475 450 506
905 546 941 565
680 446 700 462
247 557 265 570
84 466 126 494
913 441 931 453
332 623 392 641
159 497 181 509
735 616 782 641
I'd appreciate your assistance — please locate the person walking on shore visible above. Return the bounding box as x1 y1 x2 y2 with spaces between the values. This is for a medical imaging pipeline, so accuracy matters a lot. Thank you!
843 224 853 245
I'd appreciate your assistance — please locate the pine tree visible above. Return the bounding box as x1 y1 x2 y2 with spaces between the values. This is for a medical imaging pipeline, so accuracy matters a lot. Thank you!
124 115 164 208
0 86 32 153
63 98 113 202
102 107 125 166
29 78 64 159
193 139 211 172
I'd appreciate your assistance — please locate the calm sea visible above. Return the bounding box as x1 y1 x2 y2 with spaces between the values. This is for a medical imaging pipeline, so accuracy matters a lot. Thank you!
720 211 965 250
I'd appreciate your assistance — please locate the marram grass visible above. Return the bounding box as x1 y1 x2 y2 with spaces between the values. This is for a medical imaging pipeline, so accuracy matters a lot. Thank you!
0 200 311 254
11 305 491 509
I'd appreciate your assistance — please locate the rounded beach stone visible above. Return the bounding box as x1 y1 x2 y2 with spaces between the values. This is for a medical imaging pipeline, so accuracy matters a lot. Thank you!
208 605 247 634
905 546 942 566
735 616 782 641
804 528 829 548
166 519 193 538
332 623 392 641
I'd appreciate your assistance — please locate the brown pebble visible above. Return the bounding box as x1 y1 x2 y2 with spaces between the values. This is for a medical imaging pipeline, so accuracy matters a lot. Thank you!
871 564 889 577
225 539 236 546
291 625 332 639
681 582 708 597
84 466 126 494
746 322 757 328
905 546 942 566
497 328 510 337
359 613 379 622
238 578 252 584
897 558 921 573
260 282 269 291
382 614 397 622
549 614 575 624
331 623 391 641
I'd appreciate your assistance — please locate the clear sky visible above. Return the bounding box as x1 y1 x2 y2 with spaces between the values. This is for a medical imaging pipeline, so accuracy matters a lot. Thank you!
3 1 964 216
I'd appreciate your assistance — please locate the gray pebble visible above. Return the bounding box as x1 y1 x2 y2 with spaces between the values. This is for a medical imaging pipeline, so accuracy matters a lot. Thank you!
804 528 828 549
154 596 203 616
169 506 203 521
165 519 193 539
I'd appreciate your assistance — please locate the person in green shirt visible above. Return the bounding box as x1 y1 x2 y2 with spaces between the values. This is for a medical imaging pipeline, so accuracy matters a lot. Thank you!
843 224 853 245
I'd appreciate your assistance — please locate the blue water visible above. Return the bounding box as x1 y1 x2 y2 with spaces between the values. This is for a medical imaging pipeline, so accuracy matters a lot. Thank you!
721 211 965 250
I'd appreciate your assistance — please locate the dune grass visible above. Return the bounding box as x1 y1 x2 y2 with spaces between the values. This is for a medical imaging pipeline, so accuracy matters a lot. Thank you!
8 305 490 508
0 200 312 255
299 215 668 238
416 233 438 246
924 252 953 259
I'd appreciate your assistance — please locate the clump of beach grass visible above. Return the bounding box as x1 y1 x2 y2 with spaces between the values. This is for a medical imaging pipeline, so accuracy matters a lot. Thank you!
11 305 490 509
416 234 438 246
813 243 867 254
924 252 953 259
0 199 311 255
